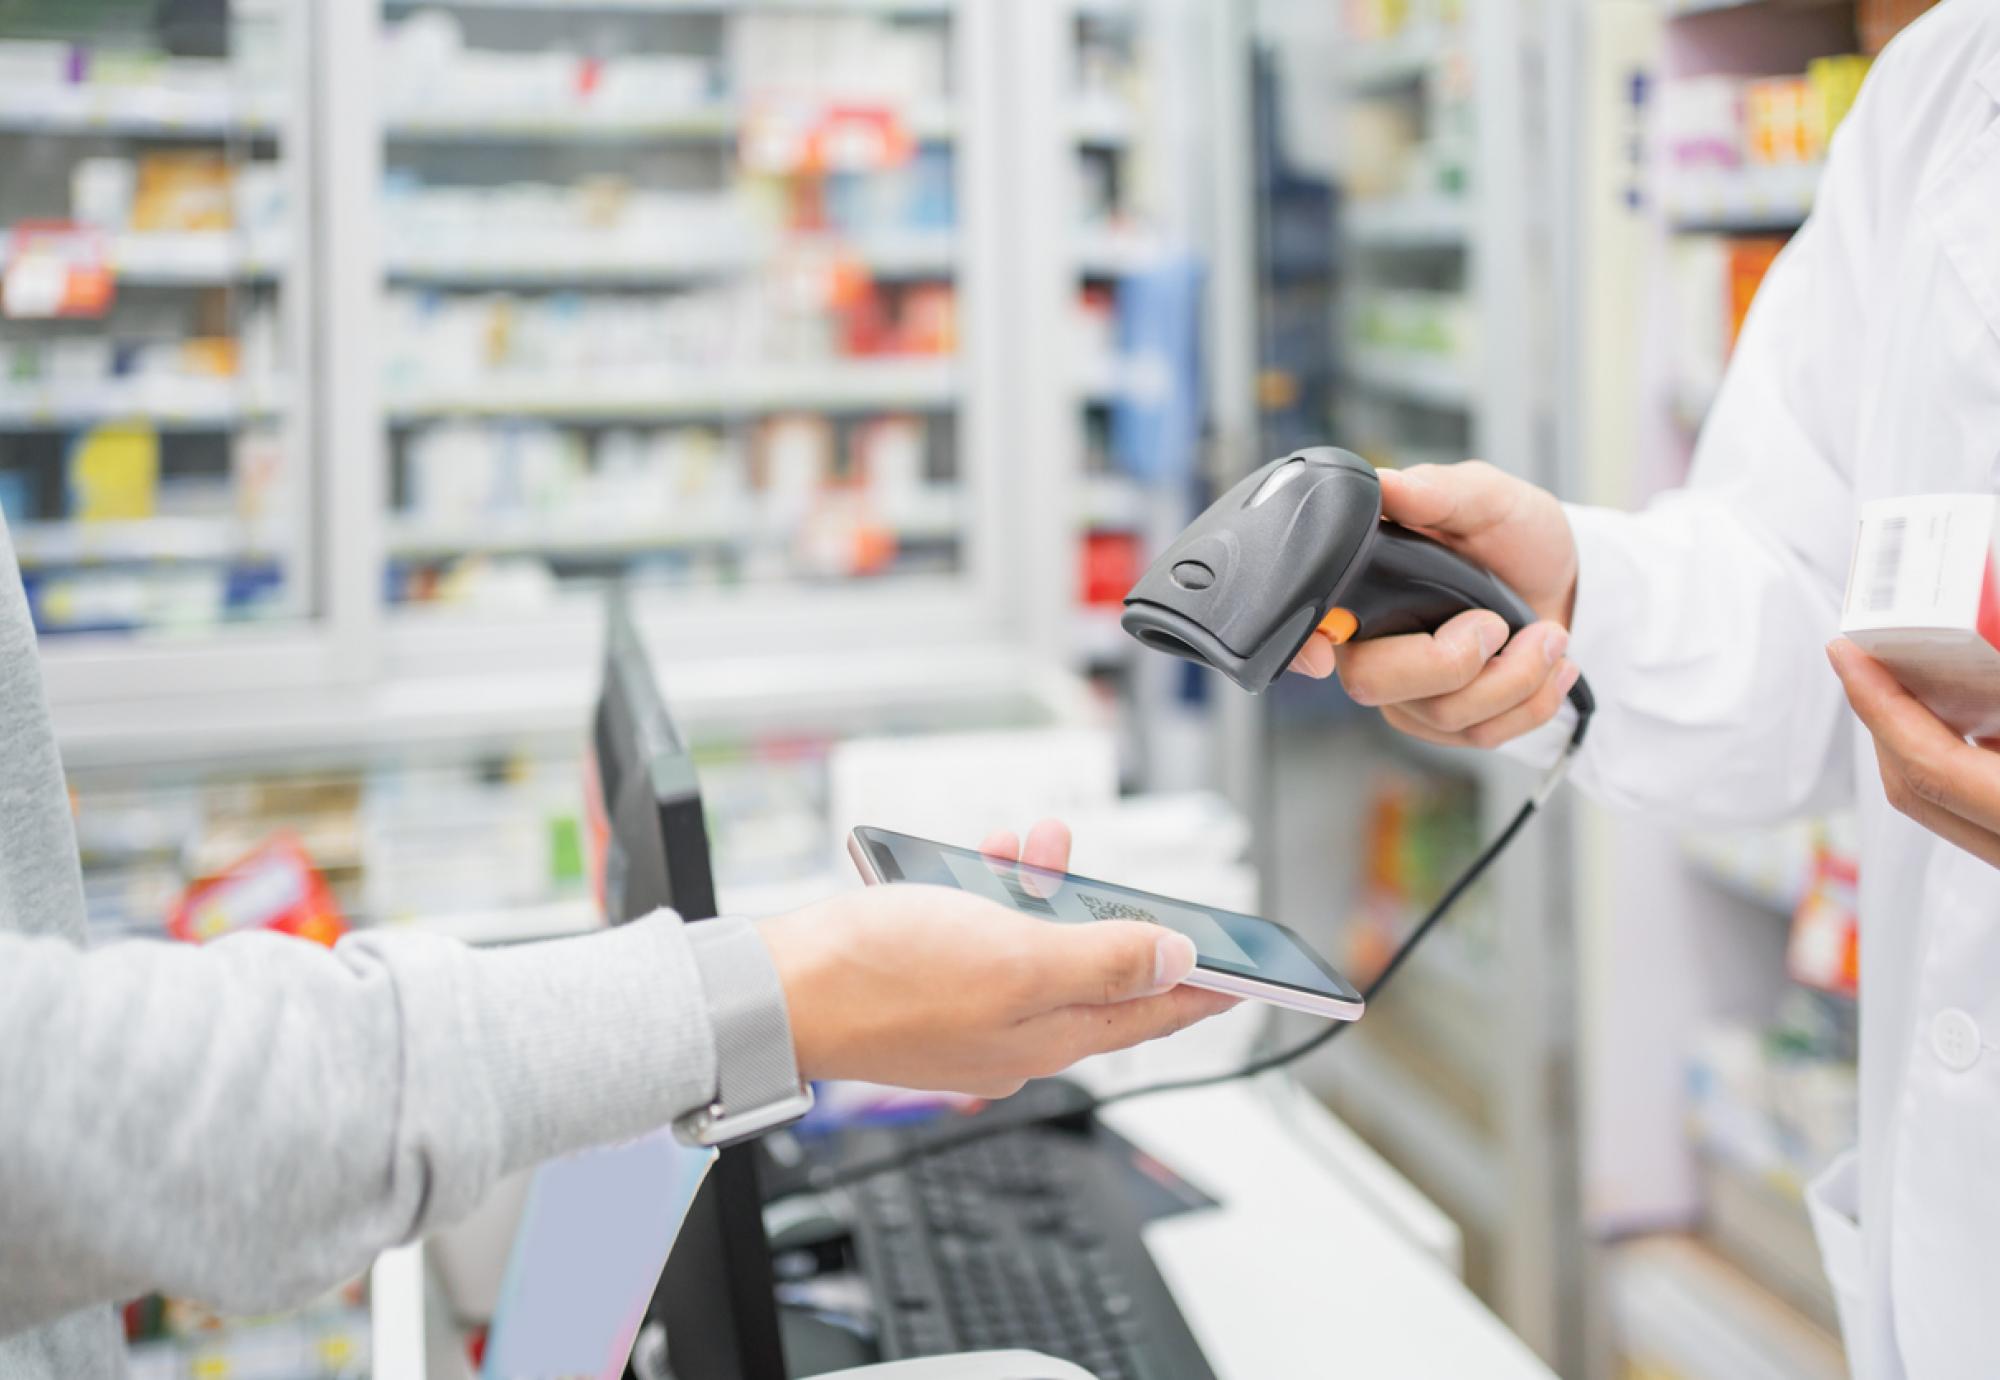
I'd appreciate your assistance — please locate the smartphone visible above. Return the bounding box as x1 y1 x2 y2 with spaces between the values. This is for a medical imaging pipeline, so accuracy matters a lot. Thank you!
847 825 1365 1021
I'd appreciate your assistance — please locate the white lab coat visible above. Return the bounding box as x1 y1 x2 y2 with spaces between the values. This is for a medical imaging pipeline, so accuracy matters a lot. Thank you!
1543 5 2000 1375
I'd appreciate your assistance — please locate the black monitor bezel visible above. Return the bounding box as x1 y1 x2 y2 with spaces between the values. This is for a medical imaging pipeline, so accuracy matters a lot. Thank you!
593 593 786 1380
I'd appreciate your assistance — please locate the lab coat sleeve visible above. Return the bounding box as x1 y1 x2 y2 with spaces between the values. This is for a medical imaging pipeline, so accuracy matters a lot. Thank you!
1525 71 1890 823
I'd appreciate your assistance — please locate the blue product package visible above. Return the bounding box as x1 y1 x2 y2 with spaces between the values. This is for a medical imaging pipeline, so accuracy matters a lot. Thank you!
1112 255 1203 485
907 148 955 229
0 470 35 528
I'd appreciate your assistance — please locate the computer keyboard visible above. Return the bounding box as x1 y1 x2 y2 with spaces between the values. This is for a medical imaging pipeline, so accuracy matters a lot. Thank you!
843 1109 1216 1380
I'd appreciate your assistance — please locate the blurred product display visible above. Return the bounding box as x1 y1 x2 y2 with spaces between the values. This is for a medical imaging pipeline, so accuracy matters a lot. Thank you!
1658 55 1869 231
375 2 971 612
1665 233 1782 424
1324 0 1479 472
70 732 859 948
124 1281 370 1380
0 6 299 639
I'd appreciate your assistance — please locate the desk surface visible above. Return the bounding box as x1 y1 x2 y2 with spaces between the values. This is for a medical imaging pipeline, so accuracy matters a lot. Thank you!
1102 1079 1556 1380
376 1076 1558 1380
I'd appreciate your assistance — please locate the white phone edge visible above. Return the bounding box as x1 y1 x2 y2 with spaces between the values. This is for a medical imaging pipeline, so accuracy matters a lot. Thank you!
847 830 885 884
845 830 1364 1023
1180 966 1364 1022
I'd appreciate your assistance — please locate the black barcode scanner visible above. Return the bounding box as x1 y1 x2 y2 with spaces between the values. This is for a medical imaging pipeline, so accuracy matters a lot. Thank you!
1121 446 1595 727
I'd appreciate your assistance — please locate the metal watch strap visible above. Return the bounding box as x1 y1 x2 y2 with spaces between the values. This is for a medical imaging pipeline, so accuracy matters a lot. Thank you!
675 917 810 1147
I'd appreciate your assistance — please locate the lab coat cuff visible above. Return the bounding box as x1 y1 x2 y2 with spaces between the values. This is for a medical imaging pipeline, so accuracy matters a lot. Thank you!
1561 502 1648 676
1497 503 1638 771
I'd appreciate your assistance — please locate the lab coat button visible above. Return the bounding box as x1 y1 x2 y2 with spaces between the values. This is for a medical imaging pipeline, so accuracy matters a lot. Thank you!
1931 1009 1982 1072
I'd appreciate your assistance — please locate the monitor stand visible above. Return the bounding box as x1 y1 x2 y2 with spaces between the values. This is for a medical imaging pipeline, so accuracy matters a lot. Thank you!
640 1148 787 1380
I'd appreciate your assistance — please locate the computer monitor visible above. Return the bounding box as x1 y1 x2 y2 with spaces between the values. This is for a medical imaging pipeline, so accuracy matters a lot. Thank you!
587 594 715 929
586 594 788 1380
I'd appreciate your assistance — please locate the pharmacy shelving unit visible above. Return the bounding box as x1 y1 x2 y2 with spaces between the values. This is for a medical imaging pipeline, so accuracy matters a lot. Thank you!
997 0 1239 794
20 0 1108 761
0 2 322 691
13 0 1247 790
1231 3 1591 1374
364 0 995 676
1562 2 1908 1377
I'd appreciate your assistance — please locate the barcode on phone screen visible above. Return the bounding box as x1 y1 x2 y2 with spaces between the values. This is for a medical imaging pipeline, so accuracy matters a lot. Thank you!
997 867 1058 917
1863 515 1908 613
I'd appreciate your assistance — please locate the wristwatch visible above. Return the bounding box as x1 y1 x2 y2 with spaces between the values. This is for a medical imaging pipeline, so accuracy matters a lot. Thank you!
673 917 815 1149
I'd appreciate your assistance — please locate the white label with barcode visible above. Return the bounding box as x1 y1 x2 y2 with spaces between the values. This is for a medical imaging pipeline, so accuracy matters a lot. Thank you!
1845 501 1960 627
1860 514 1908 614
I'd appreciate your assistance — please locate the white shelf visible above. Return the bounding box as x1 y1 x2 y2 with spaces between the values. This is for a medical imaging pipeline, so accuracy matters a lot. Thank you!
50 638 1088 772
719 870 846 922
1078 351 1165 406
384 103 955 144
385 105 738 142
393 897 599 947
1073 606 1136 664
1073 95 1137 147
0 86 281 138
385 0 952 12
1660 0 1848 16
1080 472 1146 530
1345 197 1470 248
1078 353 1123 403
1307 1027 1508 1235
388 489 963 560
383 230 955 285
385 360 957 421
0 379 286 430
1612 1237 1848 1380
11 517 274 567
1343 348 1473 410
0 232 285 286
1664 162 1821 233
1682 819 1823 917
1075 226 1166 277
1336 29 1458 91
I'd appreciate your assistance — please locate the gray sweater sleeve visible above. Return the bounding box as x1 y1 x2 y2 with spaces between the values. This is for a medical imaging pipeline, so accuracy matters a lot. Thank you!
0 911 758 1335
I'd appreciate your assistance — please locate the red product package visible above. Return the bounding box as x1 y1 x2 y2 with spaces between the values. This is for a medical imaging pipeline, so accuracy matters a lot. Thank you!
167 834 348 948
1788 845 1860 998
1079 531 1143 606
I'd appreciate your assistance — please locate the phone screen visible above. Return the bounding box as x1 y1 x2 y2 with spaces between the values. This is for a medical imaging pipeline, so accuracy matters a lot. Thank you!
854 827 1362 1006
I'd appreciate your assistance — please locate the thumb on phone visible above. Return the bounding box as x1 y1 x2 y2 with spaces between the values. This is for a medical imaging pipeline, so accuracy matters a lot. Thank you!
1035 921 1197 1008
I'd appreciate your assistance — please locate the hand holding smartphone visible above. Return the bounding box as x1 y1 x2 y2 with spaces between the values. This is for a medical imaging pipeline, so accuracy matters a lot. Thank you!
847 826 1364 1021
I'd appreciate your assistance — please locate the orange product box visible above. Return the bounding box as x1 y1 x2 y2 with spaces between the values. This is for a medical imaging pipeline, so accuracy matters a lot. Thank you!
1744 77 1815 165
131 152 233 233
168 834 348 948
1725 237 1786 354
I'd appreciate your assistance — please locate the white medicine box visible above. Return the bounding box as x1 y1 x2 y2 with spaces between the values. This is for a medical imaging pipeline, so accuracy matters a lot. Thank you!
1841 493 2000 740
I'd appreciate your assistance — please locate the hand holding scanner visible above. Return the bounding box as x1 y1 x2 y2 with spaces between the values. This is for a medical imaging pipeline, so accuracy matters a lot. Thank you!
1120 447 1594 724
812 451 1601 1194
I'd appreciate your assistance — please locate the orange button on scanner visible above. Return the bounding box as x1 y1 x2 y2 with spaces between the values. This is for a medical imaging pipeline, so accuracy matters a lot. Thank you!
1316 607 1359 645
